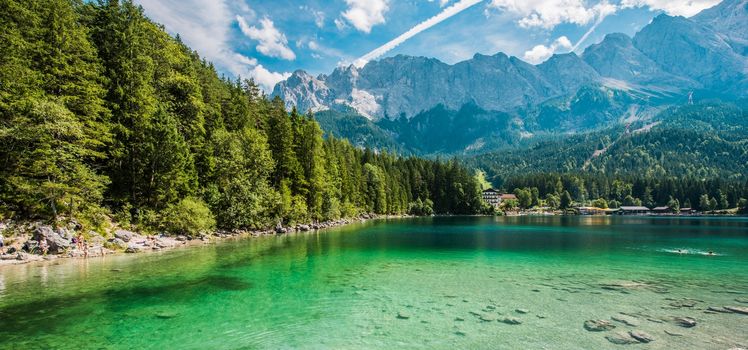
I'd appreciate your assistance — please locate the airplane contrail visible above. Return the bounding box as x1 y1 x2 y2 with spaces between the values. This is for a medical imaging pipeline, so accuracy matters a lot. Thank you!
353 0 484 68
572 3 617 52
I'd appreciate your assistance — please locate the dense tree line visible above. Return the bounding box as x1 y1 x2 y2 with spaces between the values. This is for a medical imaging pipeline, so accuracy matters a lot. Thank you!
502 173 748 212
0 0 486 234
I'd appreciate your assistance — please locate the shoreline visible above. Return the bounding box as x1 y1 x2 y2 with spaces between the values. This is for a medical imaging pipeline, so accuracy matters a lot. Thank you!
0 214 411 267
3 213 744 267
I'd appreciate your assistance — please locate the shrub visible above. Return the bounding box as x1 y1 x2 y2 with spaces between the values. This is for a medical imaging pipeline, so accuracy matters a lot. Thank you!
161 197 216 236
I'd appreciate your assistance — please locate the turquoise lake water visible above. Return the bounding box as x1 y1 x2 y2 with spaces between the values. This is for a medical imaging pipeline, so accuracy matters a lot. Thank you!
0 216 747 349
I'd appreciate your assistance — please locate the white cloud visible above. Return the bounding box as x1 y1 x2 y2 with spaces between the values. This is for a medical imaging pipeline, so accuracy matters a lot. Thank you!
341 0 390 33
301 6 326 28
429 0 452 6
523 36 572 63
620 0 721 17
334 18 348 30
237 16 296 60
135 0 289 91
354 0 483 67
250 65 292 90
488 0 598 29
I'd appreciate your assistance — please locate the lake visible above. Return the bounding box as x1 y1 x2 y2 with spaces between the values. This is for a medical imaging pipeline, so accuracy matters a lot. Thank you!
1 216 747 349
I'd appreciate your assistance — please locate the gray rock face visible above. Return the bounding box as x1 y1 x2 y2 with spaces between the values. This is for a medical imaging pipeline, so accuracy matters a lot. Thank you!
32 226 70 254
273 53 596 121
114 229 134 242
632 14 746 91
582 33 696 90
693 0 748 55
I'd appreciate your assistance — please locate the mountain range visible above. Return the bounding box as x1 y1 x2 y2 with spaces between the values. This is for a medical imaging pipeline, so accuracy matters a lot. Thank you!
272 0 748 162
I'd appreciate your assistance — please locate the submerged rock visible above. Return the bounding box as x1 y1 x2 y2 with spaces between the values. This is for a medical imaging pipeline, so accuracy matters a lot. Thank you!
584 319 616 332
724 306 748 315
664 330 683 337
501 317 522 325
397 311 410 319
479 314 496 322
611 315 639 327
155 312 178 319
605 332 639 345
629 330 654 343
669 299 699 308
706 306 732 313
673 316 697 328
515 308 529 314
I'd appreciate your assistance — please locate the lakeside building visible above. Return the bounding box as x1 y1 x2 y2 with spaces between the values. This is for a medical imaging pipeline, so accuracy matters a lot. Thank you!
652 206 674 214
481 189 501 208
618 206 652 215
575 207 620 215
680 208 697 215
481 189 517 208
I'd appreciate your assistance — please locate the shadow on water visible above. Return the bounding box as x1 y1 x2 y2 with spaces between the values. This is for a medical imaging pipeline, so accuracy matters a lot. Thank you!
0 274 252 334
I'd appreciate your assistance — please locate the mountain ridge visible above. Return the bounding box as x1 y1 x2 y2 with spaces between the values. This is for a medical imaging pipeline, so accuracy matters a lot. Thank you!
273 1 746 123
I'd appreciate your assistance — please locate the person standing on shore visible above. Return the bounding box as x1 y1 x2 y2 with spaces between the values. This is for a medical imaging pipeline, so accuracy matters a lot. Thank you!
39 239 48 256
76 233 84 251
0 233 4 254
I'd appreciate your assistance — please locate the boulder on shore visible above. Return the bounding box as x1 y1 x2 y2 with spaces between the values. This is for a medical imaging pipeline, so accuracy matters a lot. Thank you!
32 226 70 254
107 238 128 250
125 244 142 253
114 229 134 242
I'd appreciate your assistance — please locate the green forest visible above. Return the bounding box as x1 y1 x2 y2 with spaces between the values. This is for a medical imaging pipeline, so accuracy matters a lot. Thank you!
0 0 487 235
468 103 748 212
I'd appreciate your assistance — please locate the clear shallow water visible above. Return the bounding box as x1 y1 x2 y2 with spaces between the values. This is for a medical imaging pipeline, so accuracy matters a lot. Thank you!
1 216 747 349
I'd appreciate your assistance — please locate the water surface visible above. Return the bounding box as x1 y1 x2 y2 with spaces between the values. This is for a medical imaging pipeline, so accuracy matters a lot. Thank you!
1 216 747 349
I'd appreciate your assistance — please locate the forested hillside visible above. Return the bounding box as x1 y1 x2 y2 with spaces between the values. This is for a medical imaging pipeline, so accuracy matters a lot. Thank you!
470 103 748 211
0 0 486 234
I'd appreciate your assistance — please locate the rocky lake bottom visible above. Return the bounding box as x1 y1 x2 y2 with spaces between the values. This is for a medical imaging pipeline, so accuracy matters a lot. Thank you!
0 216 746 349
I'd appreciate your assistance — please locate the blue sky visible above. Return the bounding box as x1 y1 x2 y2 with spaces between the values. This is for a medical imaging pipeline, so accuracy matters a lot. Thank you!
134 0 723 91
